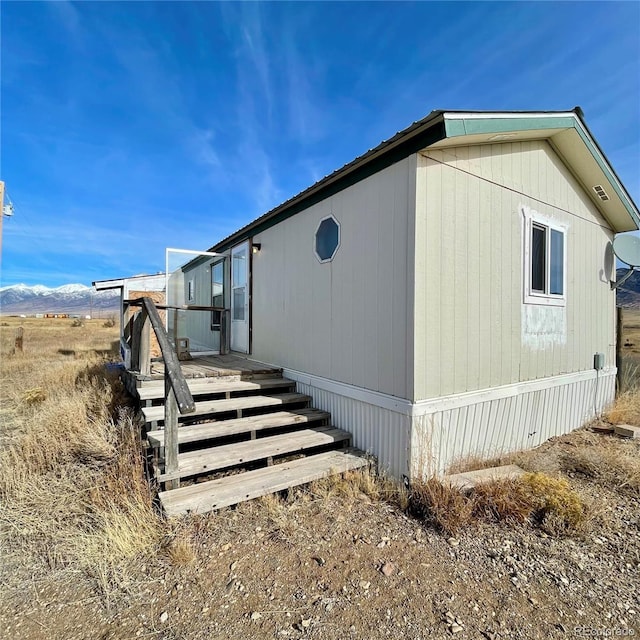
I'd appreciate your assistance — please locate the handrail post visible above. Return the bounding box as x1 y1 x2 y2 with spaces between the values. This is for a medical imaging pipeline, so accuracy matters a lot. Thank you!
131 311 143 371
140 308 151 376
164 371 179 490
172 308 178 349
221 309 230 355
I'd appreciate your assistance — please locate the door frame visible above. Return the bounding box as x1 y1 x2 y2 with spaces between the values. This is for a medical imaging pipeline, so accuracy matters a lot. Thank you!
230 240 251 353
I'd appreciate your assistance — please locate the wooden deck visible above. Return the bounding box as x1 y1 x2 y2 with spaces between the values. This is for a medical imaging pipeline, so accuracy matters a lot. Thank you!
122 353 284 398
147 354 282 380
124 354 369 515
121 300 368 514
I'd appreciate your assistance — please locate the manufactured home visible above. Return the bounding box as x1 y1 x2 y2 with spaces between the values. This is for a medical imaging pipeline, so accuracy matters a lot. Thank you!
105 109 639 514
174 108 639 480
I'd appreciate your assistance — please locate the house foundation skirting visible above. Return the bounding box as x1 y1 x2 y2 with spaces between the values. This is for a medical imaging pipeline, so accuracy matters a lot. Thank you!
282 368 616 480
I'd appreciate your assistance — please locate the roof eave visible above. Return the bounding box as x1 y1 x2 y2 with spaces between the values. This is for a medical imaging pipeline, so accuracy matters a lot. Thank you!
441 110 640 232
208 109 638 254
209 111 447 253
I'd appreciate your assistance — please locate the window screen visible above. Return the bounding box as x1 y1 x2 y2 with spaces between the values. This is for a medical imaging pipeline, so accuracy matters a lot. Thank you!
550 229 564 295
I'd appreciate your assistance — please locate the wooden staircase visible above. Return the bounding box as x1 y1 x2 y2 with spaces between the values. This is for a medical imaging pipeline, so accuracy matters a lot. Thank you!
136 373 368 516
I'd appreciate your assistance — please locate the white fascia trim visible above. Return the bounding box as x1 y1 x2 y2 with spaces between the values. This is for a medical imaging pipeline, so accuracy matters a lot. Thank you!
93 279 125 291
280 366 616 418
444 112 575 120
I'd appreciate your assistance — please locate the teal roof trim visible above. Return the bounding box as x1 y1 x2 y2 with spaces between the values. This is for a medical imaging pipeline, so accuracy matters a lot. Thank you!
445 115 576 137
444 114 639 228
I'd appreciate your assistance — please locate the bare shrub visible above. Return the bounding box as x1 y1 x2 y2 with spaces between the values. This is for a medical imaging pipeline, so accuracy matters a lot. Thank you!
103 316 116 328
605 389 640 425
71 318 83 327
472 479 535 524
21 387 46 406
407 479 475 537
522 473 586 535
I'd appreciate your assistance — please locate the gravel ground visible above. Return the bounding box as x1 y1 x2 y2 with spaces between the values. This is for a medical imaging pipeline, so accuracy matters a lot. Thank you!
1 428 639 640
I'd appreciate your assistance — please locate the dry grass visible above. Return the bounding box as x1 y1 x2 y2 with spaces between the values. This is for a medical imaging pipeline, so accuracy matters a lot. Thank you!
406 472 588 538
309 467 407 507
407 478 475 536
472 478 535 524
560 436 640 496
605 388 640 425
0 317 164 598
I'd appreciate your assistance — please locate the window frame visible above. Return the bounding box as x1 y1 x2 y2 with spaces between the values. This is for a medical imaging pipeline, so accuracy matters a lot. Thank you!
522 207 567 307
210 259 225 330
314 214 341 263
187 278 195 304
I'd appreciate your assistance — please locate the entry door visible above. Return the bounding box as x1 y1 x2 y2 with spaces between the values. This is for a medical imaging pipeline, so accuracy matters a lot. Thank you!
230 241 250 353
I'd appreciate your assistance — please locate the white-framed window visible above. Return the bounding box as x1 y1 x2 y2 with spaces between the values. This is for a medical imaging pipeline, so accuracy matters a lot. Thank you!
187 279 195 303
522 206 567 306
314 215 341 263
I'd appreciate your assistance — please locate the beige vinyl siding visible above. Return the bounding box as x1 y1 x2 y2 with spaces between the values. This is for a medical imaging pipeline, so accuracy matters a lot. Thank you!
414 140 615 401
251 156 417 400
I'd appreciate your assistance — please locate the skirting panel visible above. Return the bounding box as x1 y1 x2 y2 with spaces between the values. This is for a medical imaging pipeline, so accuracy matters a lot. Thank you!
291 378 412 479
410 369 616 477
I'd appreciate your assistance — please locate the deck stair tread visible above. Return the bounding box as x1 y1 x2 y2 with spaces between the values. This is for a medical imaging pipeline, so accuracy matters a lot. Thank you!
137 377 294 402
147 408 331 448
142 392 311 424
156 426 351 482
159 448 369 515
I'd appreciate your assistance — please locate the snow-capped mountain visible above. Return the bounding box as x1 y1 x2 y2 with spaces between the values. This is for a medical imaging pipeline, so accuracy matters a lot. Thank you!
0 283 119 315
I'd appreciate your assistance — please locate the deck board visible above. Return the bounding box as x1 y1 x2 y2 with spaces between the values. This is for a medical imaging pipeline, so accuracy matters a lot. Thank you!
140 354 282 381
146 408 331 448
159 448 368 515
157 427 351 481
137 377 294 402
142 392 311 424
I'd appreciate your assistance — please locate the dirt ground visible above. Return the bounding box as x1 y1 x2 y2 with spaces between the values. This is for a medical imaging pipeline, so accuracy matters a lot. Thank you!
0 317 639 640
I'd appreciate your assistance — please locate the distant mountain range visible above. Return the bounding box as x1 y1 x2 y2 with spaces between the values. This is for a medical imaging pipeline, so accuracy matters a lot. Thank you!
0 283 119 316
2 271 640 316
615 268 640 308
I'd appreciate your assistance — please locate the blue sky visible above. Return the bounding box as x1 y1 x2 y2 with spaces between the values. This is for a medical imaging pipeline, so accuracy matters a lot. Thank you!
1 1 639 287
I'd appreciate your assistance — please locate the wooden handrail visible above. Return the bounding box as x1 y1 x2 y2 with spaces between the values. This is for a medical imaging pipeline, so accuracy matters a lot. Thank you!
128 296 198 490
126 299 226 312
138 297 196 415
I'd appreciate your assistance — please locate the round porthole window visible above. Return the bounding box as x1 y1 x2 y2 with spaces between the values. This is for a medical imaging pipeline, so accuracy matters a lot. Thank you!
315 215 340 263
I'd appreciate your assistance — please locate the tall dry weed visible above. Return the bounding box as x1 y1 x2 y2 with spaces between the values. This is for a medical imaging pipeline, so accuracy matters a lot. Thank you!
0 319 164 598
605 389 640 426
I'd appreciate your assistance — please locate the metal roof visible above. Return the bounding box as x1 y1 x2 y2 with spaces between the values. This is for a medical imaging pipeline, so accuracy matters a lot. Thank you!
206 107 639 253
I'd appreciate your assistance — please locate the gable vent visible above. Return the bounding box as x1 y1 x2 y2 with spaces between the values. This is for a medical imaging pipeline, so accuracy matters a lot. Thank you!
593 185 610 201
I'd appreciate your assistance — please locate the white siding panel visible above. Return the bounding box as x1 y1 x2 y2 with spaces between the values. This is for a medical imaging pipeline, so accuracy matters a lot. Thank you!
292 379 411 479
410 370 615 477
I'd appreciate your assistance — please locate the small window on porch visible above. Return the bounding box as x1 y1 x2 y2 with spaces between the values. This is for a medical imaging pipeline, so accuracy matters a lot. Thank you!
211 260 224 329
